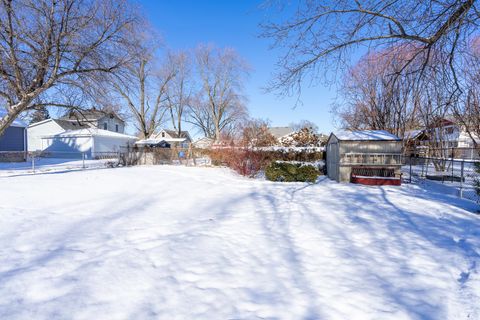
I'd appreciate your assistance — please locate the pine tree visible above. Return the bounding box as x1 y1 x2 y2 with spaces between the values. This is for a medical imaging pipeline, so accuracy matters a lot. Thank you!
29 107 50 124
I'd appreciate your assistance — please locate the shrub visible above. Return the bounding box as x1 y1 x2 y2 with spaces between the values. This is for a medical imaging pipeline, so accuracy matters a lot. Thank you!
207 147 324 178
265 162 321 183
208 148 269 177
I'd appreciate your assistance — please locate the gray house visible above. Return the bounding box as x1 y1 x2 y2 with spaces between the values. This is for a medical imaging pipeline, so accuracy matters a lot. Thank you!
0 111 27 161
326 130 403 184
62 108 125 133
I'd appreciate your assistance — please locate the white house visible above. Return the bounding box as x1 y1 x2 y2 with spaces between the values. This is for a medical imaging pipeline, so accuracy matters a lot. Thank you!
27 109 127 152
41 128 137 159
62 108 125 133
193 137 214 149
137 129 192 148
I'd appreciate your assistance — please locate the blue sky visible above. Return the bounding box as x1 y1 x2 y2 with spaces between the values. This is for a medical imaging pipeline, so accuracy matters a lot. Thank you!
138 0 339 135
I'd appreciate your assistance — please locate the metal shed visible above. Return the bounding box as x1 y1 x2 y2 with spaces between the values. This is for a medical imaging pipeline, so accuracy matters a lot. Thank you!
326 130 403 184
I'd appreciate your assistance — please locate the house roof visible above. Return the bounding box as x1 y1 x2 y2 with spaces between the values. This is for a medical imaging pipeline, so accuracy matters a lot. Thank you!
268 127 295 139
163 129 191 139
332 130 401 141
136 138 186 145
28 118 89 130
403 130 423 140
42 128 137 139
61 108 124 123
0 109 27 128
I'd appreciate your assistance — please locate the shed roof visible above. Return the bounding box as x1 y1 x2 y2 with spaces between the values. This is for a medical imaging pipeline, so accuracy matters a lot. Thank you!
332 130 401 141
0 109 27 128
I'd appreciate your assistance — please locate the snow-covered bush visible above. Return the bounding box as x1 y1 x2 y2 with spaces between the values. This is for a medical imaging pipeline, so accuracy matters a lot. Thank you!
280 127 321 147
265 162 321 183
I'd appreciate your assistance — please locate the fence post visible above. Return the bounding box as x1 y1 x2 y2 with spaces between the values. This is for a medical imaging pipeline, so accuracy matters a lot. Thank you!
409 155 412 183
82 152 85 169
459 160 464 199
451 156 454 183
32 155 35 174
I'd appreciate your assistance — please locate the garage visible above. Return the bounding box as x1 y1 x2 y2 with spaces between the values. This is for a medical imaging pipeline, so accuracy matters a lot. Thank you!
41 128 137 159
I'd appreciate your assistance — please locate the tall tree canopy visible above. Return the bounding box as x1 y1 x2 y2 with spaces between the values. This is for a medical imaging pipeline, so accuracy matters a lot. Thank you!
0 0 141 137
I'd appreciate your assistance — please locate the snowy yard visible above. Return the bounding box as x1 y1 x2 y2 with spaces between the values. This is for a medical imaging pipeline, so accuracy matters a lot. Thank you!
0 165 479 319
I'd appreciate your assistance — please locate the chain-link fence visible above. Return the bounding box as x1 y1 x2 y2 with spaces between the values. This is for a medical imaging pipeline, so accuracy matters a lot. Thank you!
402 156 480 203
0 151 120 177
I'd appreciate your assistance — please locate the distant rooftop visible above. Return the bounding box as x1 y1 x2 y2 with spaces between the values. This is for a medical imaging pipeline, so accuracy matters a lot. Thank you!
268 127 295 139
61 108 124 122
333 130 401 141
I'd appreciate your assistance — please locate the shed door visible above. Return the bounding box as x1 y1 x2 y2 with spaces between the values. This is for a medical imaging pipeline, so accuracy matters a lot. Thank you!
327 142 338 180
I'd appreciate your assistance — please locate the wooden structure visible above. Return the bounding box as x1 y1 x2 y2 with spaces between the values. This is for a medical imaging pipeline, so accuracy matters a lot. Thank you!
326 130 403 184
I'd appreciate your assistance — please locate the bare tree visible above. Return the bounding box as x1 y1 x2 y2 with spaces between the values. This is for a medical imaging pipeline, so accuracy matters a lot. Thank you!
452 39 480 148
334 47 421 136
289 120 319 133
109 46 178 139
0 0 140 137
188 44 249 140
261 1 478 95
165 51 193 136
240 118 276 147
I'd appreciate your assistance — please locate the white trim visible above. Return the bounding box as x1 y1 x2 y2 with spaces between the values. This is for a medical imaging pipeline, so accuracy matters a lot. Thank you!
26 118 55 128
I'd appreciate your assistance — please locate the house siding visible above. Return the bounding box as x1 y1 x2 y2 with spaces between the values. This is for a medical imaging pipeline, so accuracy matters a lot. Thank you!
0 126 25 151
97 116 125 133
27 120 64 152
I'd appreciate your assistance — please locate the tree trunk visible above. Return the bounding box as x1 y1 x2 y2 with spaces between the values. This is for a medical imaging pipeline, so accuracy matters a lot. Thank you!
0 102 30 138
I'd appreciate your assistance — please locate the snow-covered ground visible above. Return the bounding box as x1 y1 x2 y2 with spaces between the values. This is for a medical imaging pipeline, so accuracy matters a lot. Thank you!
0 165 479 319
0 158 114 177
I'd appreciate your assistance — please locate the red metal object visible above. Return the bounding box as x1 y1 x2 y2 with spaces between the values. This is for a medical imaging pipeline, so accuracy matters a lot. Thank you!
351 175 401 186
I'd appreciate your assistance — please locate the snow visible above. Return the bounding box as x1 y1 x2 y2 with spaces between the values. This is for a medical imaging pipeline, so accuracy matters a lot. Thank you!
42 128 138 139
0 165 479 319
334 130 401 141
0 109 27 128
403 129 423 139
0 158 115 177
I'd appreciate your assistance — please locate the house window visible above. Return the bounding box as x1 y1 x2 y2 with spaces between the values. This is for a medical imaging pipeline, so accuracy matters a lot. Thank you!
161 132 165 138
103 122 107 130
445 127 454 134
115 124 119 132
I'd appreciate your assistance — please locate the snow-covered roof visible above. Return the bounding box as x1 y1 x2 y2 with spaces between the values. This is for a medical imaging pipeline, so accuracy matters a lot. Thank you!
403 130 423 140
268 127 295 139
0 110 27 128
136 138 186 145
28 118 89 131
42 128 138 140
332 130 401 141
